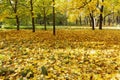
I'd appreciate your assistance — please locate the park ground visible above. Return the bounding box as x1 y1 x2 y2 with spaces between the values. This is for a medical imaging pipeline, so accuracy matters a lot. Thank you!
0 29 120 79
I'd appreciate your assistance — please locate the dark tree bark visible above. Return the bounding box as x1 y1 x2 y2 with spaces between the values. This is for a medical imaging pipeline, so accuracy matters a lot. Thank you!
41 2 47 30
43 6 47 30
90 13 95 30
103 17 106 25
112 12 115 25
53 0 55 35
99 0 104 30
116 11 120 25
16 15 20 30
79 16 82 26
30 0 35 32
86 17 89 25
9 0 20 30
108 16 111 26
65 14 68 26
76 19 78 25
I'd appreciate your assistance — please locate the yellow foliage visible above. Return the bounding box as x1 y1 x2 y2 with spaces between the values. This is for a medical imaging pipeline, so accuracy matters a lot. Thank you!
67 14 77 22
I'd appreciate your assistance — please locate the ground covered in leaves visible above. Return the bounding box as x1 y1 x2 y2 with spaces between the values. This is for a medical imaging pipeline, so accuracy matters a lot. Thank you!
0 30 120 80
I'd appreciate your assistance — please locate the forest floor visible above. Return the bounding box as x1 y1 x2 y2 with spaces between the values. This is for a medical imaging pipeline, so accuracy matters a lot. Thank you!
0 29 120 80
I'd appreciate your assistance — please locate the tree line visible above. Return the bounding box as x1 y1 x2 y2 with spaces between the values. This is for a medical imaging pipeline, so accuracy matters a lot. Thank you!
0 0 120 35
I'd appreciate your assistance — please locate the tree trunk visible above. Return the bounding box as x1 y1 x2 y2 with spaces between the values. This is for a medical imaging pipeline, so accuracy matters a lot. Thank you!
99 0 104 30
103 17 106 25
16 15 20 30
112 12 115 25
118 16 120 24
79 16 82 26
14 0 20 31
84 17 87 25
43 7 47 30
30 0 35 32
108 16 111 26
32 17 35 32
116 16 118 25
43 1 47 30
86 17 89 26
90 13 95 30
99 14 103 29
65 16 68 26
65 19 68 26
9 0 20 30
116 14 120 25
76 19 78 25
53 0 55 35
117 11 120 24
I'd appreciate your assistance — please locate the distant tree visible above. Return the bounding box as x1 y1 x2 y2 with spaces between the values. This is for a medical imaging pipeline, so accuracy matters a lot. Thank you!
30 0 35 32
36 0 52 30
53 0 55 35
99 0 104 30
89 12 95 30
84 0 98 30
8 0 20 30
55 0 69 26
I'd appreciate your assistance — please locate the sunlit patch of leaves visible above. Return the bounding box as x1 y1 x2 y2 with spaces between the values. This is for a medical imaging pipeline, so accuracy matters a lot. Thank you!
0 30 120 79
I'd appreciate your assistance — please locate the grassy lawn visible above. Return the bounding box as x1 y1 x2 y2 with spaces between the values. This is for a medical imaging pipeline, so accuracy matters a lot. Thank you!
2 25 120 30
2 25 68 30
0 29 120 79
